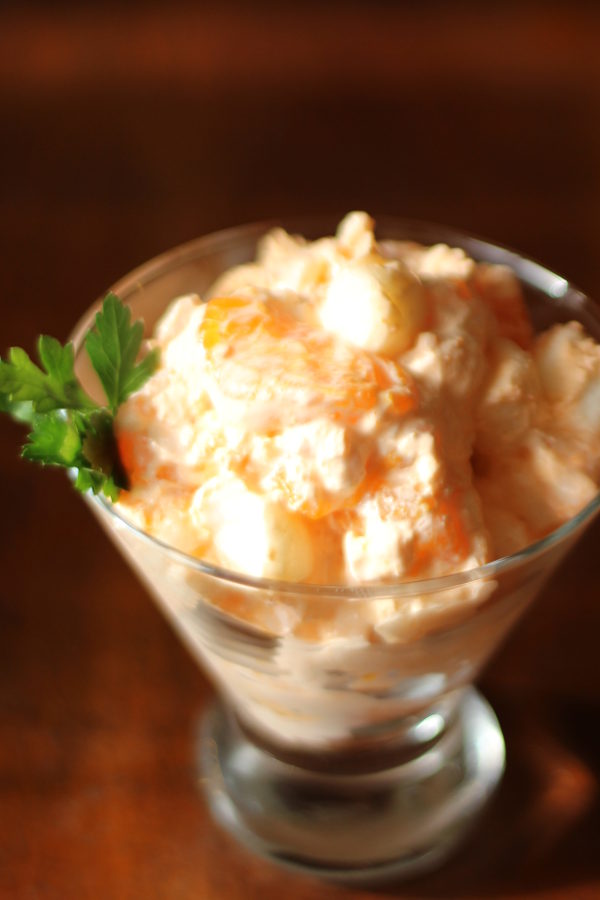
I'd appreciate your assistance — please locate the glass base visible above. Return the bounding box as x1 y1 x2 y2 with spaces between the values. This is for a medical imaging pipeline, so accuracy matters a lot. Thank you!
198 688 505 884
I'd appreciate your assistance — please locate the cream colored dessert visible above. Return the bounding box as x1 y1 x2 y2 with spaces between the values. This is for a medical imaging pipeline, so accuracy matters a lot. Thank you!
100 212 600 749
112 213 599 636
115 213 599 576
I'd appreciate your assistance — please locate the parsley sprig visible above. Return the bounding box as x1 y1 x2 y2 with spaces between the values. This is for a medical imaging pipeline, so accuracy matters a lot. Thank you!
0 293 159 500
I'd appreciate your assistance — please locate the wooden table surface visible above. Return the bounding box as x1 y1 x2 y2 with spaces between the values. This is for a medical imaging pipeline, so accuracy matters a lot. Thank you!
1 3 599 898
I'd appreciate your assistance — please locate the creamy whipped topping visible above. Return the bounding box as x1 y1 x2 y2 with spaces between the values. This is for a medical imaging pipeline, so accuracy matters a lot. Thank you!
114 212 600 588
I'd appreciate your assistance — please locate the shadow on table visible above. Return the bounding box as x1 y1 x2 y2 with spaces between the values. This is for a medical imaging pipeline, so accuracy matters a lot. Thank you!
375 692 600 898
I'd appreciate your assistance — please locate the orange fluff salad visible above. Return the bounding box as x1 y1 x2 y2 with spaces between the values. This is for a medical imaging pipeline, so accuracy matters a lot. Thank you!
114 213 600 585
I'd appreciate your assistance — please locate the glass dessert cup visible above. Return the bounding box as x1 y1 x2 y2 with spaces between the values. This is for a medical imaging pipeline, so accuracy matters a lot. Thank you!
70 218 600 883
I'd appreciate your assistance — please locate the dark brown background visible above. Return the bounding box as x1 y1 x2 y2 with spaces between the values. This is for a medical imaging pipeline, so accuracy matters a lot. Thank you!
1 3 599 898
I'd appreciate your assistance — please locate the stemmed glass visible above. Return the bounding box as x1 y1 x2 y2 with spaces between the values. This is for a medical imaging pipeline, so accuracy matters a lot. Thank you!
70 218 600 883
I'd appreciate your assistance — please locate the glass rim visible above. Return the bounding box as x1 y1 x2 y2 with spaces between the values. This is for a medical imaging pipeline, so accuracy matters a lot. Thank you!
70 216 600 599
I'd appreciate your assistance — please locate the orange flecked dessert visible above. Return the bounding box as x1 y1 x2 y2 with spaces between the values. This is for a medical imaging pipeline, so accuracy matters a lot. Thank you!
112 213 600 640
65 216 600 874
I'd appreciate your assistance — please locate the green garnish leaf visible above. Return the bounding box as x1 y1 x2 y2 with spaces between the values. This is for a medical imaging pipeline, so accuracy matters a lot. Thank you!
74 468 120 502
0 294 159 500
0 339 96 413
22 411 84 467
85 293 160 413
0 394 35 423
